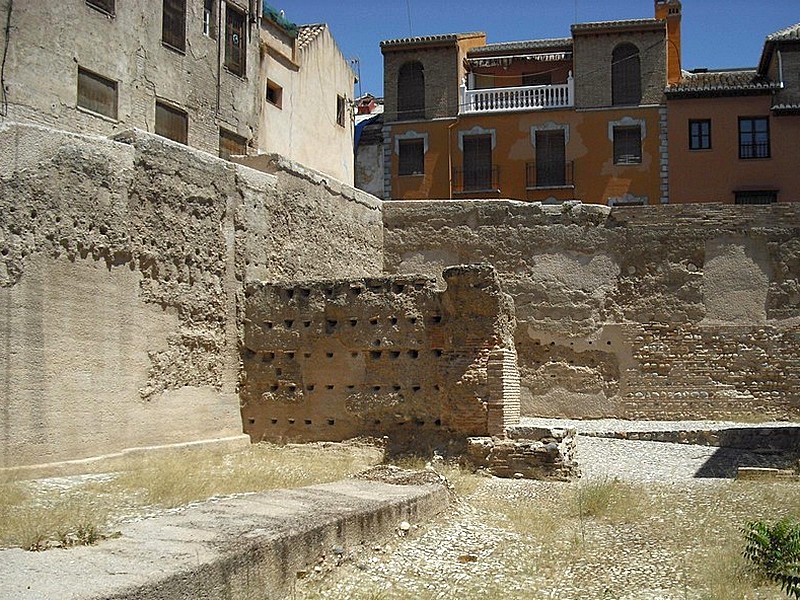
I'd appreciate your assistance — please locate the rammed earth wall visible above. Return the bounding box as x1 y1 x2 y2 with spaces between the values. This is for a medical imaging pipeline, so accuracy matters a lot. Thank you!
0 123 382 470
383 200 800 421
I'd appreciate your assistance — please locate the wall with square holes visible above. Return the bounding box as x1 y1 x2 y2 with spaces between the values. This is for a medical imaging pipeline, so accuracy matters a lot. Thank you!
0 124 383 470
383 200 800 421
240 265 520 451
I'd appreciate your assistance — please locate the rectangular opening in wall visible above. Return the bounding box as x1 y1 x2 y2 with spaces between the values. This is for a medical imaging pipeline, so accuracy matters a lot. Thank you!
398 138 424 176
162 0 187 51
77 67 118 120
203 0 216 38
613 125 642 165
155 100 188 144
266 80 282 108
224 3 246 76
219 128 247 159
462 134 494 191
689 119 711 150
738 117 770 159
734 190 778 205
534 129 567 187
86 0 114 15
336 94 346 127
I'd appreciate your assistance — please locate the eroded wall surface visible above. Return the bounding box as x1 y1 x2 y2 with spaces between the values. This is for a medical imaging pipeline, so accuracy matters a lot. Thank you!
0 122 383 469
383 200 800 420
240 265 520 452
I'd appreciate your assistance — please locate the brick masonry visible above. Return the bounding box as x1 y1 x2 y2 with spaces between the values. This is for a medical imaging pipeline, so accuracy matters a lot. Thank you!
240 265 521 453
383 200 800 421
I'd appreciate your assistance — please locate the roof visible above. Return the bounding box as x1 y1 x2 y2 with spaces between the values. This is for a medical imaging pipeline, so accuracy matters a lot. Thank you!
766 22 800 42
469 37 572 56
296 24 326 50
666 69 779 98
571 18 663 34
380 32 484 50
759 22 800 74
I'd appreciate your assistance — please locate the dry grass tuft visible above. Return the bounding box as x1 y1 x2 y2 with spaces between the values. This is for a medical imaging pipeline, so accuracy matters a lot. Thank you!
0 441 383 551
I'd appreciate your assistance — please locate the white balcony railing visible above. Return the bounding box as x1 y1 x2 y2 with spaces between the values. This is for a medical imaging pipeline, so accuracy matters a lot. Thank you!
460 72 574 114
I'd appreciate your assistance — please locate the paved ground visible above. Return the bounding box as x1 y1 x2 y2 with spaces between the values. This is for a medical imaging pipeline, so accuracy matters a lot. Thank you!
296 419 800 600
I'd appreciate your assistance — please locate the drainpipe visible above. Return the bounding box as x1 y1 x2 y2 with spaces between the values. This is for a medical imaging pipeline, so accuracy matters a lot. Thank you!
777 49 785 88
1 0 13 117
215 0 222 115
448 118 459 199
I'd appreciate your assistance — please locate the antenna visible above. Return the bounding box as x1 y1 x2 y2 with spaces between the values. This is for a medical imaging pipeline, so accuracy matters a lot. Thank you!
406 0 413 36
574 0 578 23
350 57 363 98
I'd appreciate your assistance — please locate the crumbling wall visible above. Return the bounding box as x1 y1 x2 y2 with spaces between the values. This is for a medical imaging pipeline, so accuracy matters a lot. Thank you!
383 200 800 420
240 265 519 452
0 122 383 470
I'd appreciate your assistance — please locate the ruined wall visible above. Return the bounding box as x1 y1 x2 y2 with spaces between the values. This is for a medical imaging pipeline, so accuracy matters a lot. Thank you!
240 265 519 452
383 200 800 421
0 122 383 469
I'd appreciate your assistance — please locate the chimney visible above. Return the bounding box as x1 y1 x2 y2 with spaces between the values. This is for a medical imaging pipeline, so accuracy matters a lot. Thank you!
655 0 682 84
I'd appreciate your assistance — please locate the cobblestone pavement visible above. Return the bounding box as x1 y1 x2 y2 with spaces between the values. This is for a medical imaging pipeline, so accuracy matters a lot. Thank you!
295 420 797 600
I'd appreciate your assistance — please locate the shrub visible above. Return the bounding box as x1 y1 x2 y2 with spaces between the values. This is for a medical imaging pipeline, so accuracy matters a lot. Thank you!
742 516 800 598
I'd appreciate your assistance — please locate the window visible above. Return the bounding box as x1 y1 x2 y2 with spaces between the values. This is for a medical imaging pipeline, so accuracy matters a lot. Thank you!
266 80 282 108
689 119 711 150
612 43 641 105
203 0 216 38
534 129 566 187
739 117 770 159
219 128 247 159
336 95 347 127
155 101 188 144
162 0 186 51
398 139 424 176
613 125 642 164
735 190 777 205
463 135 493 190
523 73 552 86
86 0 114 15
224 4 246 76
77 67 118 120
397 61 425 120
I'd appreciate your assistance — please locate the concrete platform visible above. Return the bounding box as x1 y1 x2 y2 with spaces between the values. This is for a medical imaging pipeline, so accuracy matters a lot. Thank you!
0 479 449 600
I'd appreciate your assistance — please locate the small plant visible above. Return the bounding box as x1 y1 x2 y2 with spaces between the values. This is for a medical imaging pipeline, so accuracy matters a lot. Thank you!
742 516 800 598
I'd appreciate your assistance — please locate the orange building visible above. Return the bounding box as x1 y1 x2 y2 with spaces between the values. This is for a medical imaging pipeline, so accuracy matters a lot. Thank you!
666 24 800 204
380 0 683 205
376 3 799 206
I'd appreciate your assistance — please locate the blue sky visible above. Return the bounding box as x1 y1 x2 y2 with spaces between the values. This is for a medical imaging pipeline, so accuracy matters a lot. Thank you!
276 0 799 97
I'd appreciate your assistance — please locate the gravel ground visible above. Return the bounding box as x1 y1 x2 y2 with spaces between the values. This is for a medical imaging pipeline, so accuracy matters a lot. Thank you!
295 421 799 600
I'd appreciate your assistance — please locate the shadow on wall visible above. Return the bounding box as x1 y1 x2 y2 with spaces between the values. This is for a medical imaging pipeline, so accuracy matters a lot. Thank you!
694 427 800 478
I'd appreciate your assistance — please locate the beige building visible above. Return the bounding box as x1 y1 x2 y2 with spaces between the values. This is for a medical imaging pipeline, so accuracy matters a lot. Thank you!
0 1 356 181
253 16 357 183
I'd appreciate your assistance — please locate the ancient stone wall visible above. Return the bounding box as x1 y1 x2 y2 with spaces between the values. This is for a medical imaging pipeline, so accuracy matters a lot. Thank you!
240 265 519 453
0 122 383 470
383 200 800 421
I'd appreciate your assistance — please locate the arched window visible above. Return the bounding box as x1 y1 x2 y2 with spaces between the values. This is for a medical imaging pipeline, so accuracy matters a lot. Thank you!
612 43 641 106
397 61 425 120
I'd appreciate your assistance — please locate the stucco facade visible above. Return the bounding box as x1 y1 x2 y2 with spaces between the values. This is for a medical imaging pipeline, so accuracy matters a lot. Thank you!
0 0 261 156
253 20 357 184
378 2 679 205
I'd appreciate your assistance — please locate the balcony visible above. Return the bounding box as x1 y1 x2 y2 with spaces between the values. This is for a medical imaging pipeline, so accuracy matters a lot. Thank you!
526 160 574 189
460 72 574 115
452 166 500 193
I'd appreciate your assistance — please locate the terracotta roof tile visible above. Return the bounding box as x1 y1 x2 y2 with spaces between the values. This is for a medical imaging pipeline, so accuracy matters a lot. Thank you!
469 37 572 56
666 69 779 98
380 32 484 49
296 24 326 49
571 18 663 33
766 23 800 42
